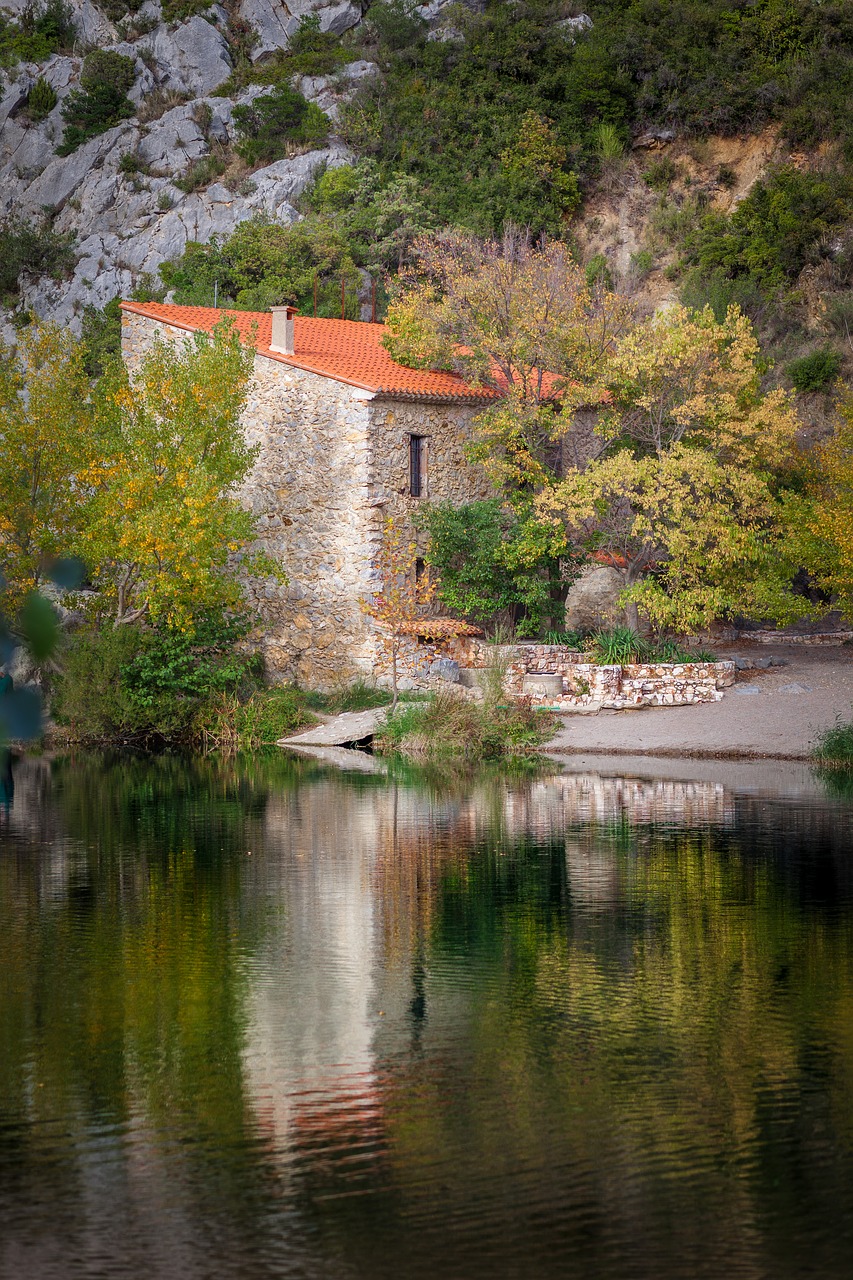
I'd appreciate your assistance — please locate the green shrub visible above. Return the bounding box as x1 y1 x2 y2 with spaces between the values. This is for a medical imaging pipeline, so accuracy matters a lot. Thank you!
787 347 843 393
26 76 57 121
58 50 136 154
53 613 262 745
643 156 681 190
80 296 122 378
590 627 648 665
418 499 565 636
232 86 329 166
0 215 75 304
176 153 226 193
365 0 427 53
0 0 74 68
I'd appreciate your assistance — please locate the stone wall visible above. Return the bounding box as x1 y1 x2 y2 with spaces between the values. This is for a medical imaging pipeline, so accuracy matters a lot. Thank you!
121 312 488 688
429 636 736 708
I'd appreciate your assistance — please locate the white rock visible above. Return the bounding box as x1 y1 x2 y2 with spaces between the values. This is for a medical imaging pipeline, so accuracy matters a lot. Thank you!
151 16 233 97
240 0 362 60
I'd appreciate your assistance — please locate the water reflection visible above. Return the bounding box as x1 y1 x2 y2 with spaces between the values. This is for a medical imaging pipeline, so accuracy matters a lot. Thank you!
1 752 853 1278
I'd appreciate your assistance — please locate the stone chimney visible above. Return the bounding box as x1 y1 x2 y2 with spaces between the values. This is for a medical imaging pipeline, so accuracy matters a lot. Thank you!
270 305 297 356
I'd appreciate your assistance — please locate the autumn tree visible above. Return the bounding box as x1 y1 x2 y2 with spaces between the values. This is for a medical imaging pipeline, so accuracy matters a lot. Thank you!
0 324 94 608
537 305 803 632
794 399 853 621
84 322 277 628
361 515 436 708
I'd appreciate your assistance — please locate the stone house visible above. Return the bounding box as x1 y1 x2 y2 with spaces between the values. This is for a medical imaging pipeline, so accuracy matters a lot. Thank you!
120 301 495 688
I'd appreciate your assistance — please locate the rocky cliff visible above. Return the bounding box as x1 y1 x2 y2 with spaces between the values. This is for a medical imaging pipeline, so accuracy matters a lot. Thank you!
0 0 386 334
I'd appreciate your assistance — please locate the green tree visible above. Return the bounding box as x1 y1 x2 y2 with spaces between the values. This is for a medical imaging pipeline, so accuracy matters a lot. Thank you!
0 324 94 607
83 322 278 627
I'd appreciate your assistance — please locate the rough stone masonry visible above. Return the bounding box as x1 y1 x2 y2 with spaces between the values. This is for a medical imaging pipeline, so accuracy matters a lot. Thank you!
121 308 492 688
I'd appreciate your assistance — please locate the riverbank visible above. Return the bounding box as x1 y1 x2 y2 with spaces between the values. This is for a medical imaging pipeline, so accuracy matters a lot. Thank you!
545 644 853 760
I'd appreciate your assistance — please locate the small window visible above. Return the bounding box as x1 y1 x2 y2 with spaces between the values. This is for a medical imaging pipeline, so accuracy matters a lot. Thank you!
415 557 425 581
409 434 424 497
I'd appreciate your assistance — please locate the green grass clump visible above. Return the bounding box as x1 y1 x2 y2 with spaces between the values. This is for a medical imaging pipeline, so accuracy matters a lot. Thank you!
588 628 715 666
375 688 554 763
812 716 853 769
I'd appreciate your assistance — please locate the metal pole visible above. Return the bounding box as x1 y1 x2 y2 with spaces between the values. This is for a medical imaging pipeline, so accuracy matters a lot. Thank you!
371 278 376 323
341 274 345 321
313 274 317 318
214 280 218 309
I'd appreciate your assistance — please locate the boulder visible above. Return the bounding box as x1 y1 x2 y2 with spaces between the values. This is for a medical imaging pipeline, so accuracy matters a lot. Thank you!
564 565 627 632
151 16 233 97
240 0 363 60
429 657 460 683
555 13 592 40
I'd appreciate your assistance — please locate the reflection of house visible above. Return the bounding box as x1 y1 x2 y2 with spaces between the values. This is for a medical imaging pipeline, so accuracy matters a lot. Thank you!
121 302 494 689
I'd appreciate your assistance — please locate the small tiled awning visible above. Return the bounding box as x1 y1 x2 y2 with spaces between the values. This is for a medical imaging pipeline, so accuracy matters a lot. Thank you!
397 618 485 638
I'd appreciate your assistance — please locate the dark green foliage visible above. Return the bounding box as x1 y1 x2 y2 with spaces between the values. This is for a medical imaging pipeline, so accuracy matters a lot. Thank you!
0 0 74 68
80 297 122 379
159 159 435 315
418 500 565 636
364 0 428 52
161 0 213 22
26 76 57 121
0 215 75 304
285 12 354 75
159 215 362 314
643 156 681 190
684 166 853 296
588 627 711 666
54 613 262 744
58 50 136 154
787 347 843 393
232 86 329 166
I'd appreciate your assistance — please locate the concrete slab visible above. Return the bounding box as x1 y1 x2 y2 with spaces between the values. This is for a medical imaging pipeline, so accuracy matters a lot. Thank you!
278 707 387 747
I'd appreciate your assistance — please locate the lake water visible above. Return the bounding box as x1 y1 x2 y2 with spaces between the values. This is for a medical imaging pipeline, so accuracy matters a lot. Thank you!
2 750 853 1279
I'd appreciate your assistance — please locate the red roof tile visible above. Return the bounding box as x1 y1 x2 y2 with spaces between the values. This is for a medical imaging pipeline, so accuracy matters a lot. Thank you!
120 301 504 403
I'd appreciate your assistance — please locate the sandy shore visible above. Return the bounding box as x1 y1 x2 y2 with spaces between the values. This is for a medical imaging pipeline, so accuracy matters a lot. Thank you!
545 644 853 760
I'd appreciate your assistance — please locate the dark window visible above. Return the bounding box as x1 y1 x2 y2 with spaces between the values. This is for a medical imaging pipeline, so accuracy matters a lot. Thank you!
409 434 424 497
415 557 425 581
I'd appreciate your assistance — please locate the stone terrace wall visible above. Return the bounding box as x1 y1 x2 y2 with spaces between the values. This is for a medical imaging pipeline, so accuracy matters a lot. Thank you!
434 637 735 709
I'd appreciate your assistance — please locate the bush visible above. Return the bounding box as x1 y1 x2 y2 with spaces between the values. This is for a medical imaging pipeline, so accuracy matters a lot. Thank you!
53 613 262 745
365 0 427 53
0 215 75 304
232 86 329 166
26 76 57 122
176 153 226 193
588 628 705 665
418 499 565 636
58 50 136 154
0 0 74 68
787 348 843 393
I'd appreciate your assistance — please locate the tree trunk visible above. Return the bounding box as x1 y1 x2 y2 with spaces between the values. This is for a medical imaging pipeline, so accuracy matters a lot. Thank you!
391 639 398 712
625 598 640 633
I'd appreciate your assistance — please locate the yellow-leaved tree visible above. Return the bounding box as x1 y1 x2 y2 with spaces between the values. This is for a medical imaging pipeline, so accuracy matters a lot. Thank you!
536 304 804 631
793 399 853 621
0 324 94 608
84 322 278 627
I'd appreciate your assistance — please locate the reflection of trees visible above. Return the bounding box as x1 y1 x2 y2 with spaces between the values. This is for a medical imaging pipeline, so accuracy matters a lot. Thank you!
372 811 853 1277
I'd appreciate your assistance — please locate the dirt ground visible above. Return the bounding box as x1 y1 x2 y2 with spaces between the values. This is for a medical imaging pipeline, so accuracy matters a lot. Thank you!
545 644 853 760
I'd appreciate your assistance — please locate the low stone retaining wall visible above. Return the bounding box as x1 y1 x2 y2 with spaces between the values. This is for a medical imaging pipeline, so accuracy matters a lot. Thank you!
390 636 735 708
441 639 735 709
745 630 853 646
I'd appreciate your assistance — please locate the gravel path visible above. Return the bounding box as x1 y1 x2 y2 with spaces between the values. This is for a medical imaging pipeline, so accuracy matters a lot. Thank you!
545 646 853 760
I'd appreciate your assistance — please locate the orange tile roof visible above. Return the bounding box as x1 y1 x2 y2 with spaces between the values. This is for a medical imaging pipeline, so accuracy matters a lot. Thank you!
397 617 484 638
120 301 504 403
